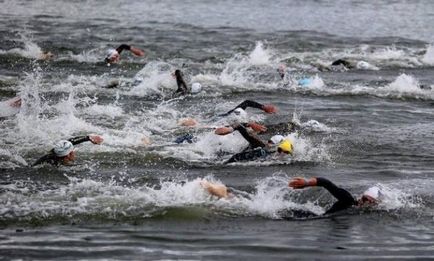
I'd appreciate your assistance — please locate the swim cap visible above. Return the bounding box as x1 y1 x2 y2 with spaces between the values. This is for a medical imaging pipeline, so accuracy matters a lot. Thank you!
105 49 119 60
269 135 284 144
298 78 312 87
191 82 202 94
53 140 74 157
278 139 293 154
233 108 247 118
362 186 382 200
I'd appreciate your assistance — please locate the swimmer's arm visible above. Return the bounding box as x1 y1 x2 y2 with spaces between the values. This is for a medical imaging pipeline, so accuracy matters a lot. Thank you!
223 100 277 116
32 152 56 167
289 177 356 210
115 44 131 54
233 125 266 148
68 135 104 145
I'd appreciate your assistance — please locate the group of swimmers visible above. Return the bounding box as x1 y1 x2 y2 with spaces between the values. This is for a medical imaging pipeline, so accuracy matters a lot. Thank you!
5 42 389 218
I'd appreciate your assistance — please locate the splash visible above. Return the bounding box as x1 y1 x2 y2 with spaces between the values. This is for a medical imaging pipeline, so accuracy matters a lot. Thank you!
4 32 45 59
421 44 434 65
248 41 272 65
128 62 175 97
384 74 421 93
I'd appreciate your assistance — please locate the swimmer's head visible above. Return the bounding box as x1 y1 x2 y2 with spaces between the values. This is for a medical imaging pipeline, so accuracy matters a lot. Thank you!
105 49 120 64
191 82 202 94
358 186 382 206
228 108 248 125
53 140 75 163
277 139 293 155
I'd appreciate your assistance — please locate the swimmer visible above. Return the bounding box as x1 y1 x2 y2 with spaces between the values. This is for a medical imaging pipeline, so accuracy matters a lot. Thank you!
289 177 382 215
105 44 145 64
32 135 103 166
38 51 54 61
172 69 202 96
277 64 313 87
8 97 22 108
215 123 293 163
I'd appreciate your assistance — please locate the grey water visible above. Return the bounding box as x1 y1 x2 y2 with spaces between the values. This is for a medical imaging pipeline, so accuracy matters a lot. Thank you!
1 0 434 260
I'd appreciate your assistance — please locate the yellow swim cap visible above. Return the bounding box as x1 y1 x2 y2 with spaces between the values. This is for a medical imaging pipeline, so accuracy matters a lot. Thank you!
278 139 293 155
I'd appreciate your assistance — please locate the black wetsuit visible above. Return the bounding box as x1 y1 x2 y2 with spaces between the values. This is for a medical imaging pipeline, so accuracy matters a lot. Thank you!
220 100 265 117
316 177 357 214
115 44 131 54
225 124 269 163
174 70 188 95
32 136 92 166
281 177 357 219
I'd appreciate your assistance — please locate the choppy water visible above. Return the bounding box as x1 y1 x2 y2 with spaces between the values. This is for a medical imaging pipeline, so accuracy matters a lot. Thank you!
1 0 434 259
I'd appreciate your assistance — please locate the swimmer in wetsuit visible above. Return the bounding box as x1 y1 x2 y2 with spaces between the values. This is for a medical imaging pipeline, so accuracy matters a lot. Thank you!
289 177 382 215
32 135 103 166
172 69 203 96
173 69 188 95
105 44 145 64
215 124 293 163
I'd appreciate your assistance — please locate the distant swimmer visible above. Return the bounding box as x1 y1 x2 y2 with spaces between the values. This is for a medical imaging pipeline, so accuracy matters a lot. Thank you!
172 69 202 96
330 59 377 70
288 177 382 215
277 64 313 87
32 135 103 166
215 123 292 163
38 51 54 61
105 44 145 64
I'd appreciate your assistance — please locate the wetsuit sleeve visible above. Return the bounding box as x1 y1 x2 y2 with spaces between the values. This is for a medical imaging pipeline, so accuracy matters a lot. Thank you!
32 152 58 166
233 125 265 148
316 177 356 214
115 44 131 54
68 136 91 146
222 100 265 116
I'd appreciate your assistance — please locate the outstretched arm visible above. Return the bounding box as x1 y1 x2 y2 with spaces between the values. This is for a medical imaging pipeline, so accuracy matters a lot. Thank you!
289 177 356 214
68 135 103 146
116 44 145 56
215 124 265 148
222 100 277 116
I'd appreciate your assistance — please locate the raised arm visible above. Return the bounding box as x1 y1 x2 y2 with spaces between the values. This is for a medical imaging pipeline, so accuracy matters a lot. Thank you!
289 177 356 214
68 135 103 146
215 124 265 148
222 100 277 116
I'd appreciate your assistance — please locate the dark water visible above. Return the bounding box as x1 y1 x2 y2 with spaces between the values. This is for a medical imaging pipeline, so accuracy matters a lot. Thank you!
1 0 434 259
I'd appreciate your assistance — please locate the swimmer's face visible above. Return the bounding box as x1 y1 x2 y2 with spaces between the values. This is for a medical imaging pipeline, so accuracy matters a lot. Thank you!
106 53 120 64
357 195 377 207
63 150 76 164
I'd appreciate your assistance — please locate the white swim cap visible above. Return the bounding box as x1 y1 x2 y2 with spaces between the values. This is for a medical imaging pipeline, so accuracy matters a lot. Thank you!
53 140 74 157
105 49 119 60
269 135 284 144
356 61 370 69
362 186 381 200
233 108 247 117
227 108 248 125
191 82 202 94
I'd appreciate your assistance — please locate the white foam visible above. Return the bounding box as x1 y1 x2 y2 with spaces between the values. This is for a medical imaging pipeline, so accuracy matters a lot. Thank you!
248 41 272 65
128 61 175 97
422 44 434 65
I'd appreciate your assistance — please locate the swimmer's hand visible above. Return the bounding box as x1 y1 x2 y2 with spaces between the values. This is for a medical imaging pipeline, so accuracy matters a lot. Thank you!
262 104 277 114
247 122 267 133
89 135 104 145
215 127 234 135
